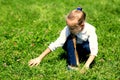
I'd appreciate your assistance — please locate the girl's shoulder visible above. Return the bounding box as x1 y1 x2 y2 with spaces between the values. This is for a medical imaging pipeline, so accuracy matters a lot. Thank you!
60 26 70 36
85 22 96 31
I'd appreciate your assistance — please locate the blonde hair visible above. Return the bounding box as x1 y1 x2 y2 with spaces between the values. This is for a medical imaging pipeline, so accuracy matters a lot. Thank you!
67 9 86 25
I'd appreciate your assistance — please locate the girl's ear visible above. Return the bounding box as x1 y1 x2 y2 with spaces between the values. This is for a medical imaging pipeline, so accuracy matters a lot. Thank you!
80 22 85 27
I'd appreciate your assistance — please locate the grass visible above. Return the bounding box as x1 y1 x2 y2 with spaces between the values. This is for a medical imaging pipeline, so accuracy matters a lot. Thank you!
0 0 120 80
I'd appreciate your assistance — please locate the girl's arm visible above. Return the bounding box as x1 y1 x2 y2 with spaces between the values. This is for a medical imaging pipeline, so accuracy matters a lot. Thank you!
80 55 95 74
84 55 95 68
28 48 51 67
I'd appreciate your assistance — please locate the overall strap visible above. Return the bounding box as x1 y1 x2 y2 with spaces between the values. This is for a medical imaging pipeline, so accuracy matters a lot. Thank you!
72 35 79 66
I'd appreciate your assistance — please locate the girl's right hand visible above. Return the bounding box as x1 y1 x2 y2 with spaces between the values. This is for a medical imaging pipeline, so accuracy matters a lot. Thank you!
28 57 41 67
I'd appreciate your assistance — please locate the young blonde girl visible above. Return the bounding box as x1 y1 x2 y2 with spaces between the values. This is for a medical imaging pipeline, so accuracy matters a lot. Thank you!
29 7 98 73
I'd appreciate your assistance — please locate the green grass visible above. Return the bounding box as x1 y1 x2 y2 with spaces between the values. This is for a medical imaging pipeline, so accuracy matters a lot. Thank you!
0 0 120 80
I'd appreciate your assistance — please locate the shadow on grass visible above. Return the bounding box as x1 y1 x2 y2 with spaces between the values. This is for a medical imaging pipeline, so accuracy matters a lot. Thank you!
59 52 96 68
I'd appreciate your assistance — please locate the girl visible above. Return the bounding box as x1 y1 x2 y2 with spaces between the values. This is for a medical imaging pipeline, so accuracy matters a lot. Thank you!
29 7 98 73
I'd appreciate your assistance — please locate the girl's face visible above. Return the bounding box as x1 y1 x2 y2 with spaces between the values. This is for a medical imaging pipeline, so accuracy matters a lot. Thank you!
66 19 84 35
66 9 86 35
68 24 83 35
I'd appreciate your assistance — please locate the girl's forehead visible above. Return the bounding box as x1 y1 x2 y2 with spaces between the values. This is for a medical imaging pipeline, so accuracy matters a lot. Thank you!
66 19 78 27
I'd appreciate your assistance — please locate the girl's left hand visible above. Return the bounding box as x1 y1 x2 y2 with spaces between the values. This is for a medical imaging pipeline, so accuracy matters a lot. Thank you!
80 66 89 74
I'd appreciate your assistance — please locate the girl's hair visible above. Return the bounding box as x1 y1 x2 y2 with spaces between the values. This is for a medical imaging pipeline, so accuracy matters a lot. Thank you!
67 7 86 25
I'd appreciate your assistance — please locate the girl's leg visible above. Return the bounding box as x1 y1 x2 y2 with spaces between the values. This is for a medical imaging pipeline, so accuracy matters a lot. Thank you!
76 41 91 61
82 40 90 55
63 35 77 66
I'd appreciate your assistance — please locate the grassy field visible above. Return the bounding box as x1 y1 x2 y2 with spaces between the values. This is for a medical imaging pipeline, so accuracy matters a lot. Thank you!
0 0 120 80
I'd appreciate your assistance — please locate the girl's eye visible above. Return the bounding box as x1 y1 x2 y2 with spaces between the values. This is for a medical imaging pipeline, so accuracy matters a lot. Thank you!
70 28 75 30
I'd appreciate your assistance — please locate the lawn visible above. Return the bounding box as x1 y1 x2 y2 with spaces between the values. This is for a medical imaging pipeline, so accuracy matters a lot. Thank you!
0 0 120 80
